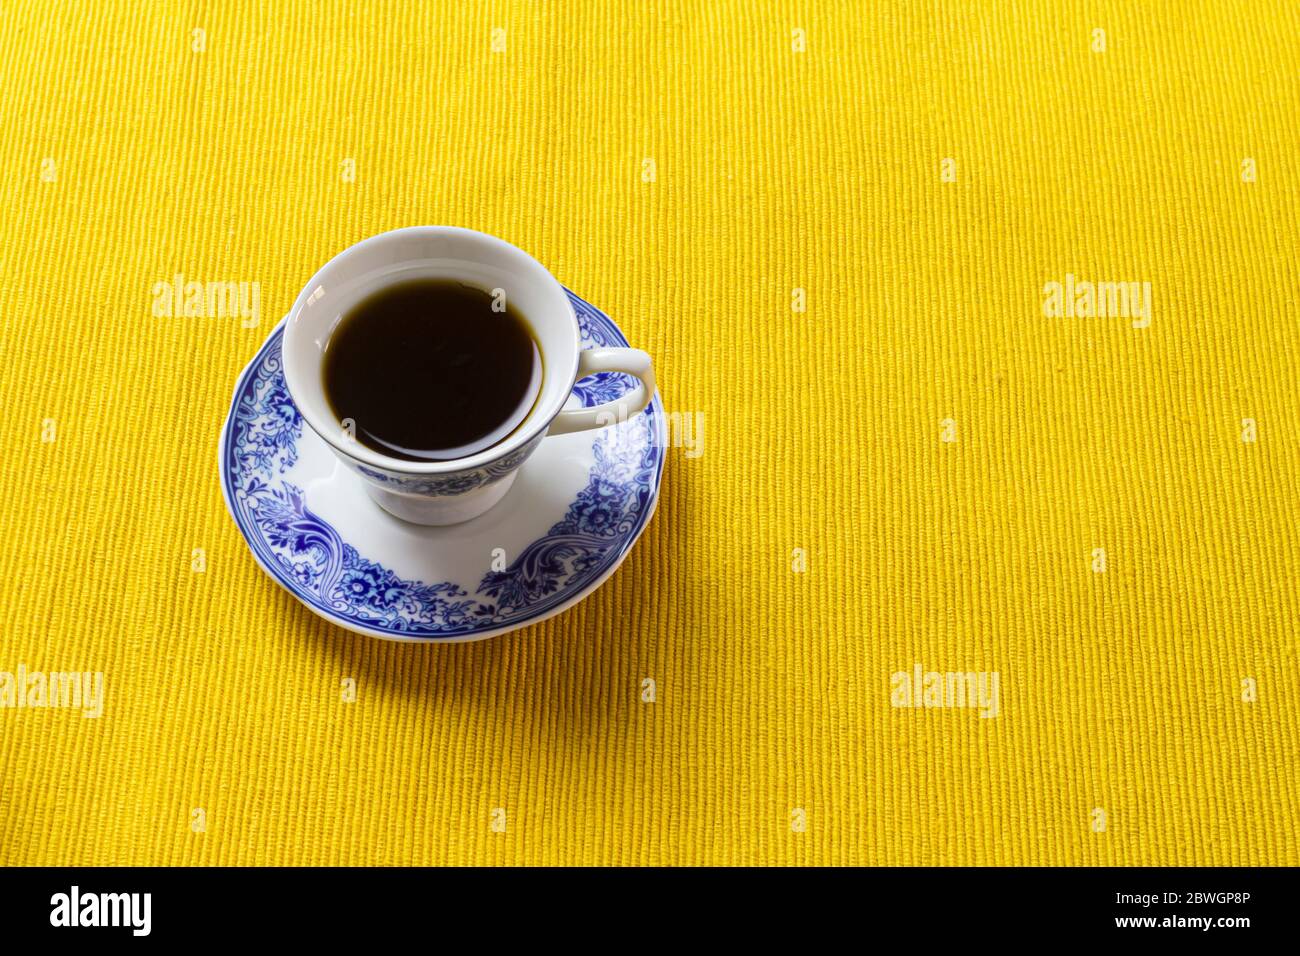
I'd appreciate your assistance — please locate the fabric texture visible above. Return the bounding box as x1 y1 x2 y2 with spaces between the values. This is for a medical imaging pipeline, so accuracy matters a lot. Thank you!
0 1 1296 866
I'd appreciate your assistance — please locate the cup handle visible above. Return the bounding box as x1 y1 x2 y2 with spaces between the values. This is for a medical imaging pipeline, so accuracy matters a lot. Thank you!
547 348 656 436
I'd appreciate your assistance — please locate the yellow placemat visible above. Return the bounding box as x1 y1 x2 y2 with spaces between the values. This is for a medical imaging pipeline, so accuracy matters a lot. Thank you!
1 1 1296 866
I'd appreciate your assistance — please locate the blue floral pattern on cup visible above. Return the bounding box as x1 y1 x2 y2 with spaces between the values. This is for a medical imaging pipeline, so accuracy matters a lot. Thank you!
353 438 540 497
222 291 664 638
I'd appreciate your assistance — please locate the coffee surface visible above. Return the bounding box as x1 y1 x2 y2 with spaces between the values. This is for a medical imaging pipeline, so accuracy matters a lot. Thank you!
322 279 542 462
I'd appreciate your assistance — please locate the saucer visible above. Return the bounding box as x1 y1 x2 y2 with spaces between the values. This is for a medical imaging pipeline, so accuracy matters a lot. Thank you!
219 290 665 642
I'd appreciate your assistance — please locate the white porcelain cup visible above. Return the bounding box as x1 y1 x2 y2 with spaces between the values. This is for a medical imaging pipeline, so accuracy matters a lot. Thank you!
282 226 655 525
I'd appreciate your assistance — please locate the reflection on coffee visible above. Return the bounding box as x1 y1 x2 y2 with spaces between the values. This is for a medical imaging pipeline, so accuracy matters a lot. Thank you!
322 279 542 462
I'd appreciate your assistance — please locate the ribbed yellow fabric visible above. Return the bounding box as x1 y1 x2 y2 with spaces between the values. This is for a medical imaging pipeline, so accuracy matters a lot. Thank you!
0 1 1296 866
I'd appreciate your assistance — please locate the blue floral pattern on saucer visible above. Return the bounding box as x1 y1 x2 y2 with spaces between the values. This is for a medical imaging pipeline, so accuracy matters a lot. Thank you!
220 290 664 639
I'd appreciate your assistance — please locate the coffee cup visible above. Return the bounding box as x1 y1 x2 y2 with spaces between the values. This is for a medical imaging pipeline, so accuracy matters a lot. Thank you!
282 226 655 525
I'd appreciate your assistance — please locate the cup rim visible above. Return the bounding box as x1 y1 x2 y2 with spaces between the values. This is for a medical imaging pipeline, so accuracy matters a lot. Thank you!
283 226 580 476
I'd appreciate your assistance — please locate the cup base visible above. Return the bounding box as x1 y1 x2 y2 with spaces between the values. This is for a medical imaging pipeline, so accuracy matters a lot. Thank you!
363 471 518 526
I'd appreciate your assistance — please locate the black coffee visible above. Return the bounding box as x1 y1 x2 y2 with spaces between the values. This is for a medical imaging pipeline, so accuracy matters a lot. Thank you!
322 279 542 462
